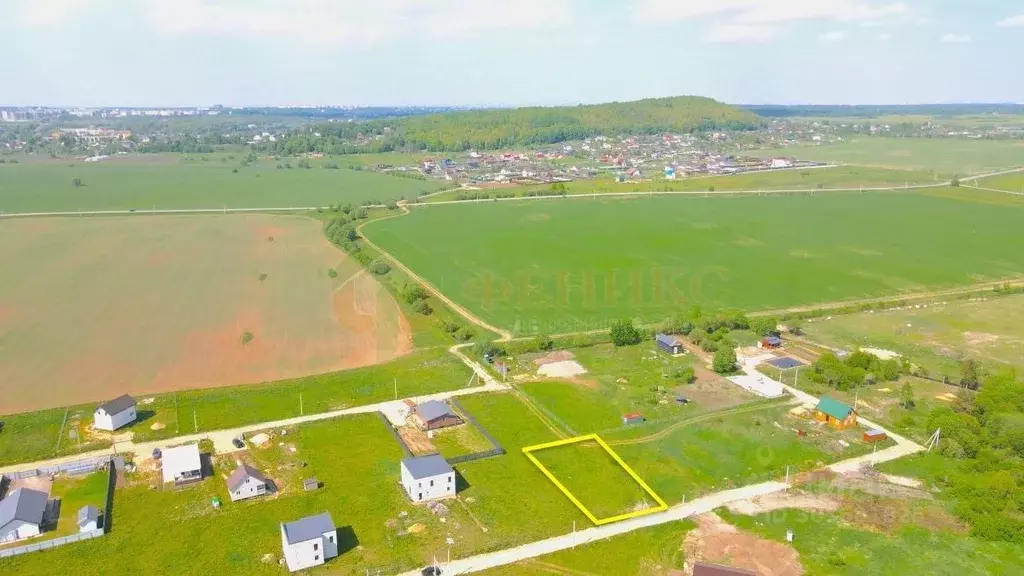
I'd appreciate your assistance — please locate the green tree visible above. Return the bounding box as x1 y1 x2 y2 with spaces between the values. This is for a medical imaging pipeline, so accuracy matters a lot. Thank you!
610 318 643 347
961 359 982 390
712 347 737 374
72 177 83 188
900 382 916 409
750 317 779 337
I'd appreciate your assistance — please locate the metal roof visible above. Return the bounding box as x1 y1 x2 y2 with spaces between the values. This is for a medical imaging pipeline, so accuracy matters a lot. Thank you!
0 488 48 529
816 396 854 420
77 505 99 527
767 357 804 370
414 401 456 423
402 454 453 480
95 394 136 415
281 512 334 545
161 444 201 483
226 464 267 493
656 333 683 346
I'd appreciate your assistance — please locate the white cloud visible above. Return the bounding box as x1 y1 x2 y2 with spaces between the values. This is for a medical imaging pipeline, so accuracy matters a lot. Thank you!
707 24 780 43
997 14 1024 28
819 30 847 42
632 0 910 25
17 0 101 26
940 33 972 44
878 33 893 40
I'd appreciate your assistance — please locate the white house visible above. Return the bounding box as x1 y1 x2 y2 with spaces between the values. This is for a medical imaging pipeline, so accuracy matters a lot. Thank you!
227 464 268 502
0 488 48 544
161 444 203 485
77 505 100 532
280 512 338 572
93 394 137 431
400 454 455 503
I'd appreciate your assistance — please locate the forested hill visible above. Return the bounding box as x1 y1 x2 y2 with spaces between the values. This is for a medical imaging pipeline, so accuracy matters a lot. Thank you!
265 96 762 154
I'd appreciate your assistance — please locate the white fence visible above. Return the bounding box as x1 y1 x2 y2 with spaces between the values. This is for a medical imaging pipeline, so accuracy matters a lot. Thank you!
0 529 104 558
2 456 110 481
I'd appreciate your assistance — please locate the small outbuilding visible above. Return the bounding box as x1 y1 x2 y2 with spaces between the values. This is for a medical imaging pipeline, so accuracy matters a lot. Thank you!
227 464 268 502
400 454 455 503
655 333 685 355
412 401 463 431
0 488 48 544
303 477 320 492
93 394 137 432
759 336 783 349
814 396 857 430
77 505 100 532
161 444 203 485
622 412 646 425
863 428 887 443
693 561 756 576
280 512 338 572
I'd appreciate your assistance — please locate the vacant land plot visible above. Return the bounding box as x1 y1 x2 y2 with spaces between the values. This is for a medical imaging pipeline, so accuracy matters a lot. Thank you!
802 294 1024 376
0 214 410 414
366 193 1024 334
973 172 1024 194
0 155 445 213
749 138 1024 176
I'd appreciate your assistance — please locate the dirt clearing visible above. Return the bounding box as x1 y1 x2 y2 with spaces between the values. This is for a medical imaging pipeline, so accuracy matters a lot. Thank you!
0 214 412 413
683 512 803 576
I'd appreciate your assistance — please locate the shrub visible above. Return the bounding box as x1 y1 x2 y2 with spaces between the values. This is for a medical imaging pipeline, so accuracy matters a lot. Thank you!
231 168 239 173
673 366 696 383
610 318 643 347
402 283 429 304
712 347 737 374
327 268 338 279
241 330 254 345
454 327 474 342
386 200 399 210
258 273 268 282
440 319 460 334
534 334 554 352
72 178 83 187
412 299 433 316
750 317 779 337
369 260 391 275
477 341 506 359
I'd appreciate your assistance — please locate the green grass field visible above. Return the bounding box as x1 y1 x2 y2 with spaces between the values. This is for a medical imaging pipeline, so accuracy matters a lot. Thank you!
0 154 446 213
365 192 1024 334
0 213 411 415
749 138 1024 176
974 172 1024 194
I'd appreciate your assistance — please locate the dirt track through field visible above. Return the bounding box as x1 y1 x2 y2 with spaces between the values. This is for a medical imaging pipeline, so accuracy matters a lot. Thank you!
0 214 411 413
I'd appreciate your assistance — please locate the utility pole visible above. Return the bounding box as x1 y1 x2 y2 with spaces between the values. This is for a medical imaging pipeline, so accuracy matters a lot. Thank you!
300 392 304 416
572 520 576 548
394 378 398 400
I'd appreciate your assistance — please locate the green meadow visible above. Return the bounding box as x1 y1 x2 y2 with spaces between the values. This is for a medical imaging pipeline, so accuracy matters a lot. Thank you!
365 192 1024 334
0 154 446 213
749 137 1024 176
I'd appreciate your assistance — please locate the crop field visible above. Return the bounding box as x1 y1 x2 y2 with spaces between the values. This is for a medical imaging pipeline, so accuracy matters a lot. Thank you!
0 213 411 414
425 165 939 202
0 154 446 213
973 172 1024 194
365 193 1024 335
748 137 1024 176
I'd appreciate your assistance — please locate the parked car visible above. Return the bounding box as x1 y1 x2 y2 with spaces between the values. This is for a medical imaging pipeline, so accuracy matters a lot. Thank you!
421 567 442 576
232 437 245 449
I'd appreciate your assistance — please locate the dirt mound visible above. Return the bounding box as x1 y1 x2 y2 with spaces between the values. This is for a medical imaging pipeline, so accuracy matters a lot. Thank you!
684 512 803 576
537 360 587 378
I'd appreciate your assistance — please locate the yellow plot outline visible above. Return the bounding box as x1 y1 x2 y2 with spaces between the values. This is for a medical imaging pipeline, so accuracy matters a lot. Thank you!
522 433 669 525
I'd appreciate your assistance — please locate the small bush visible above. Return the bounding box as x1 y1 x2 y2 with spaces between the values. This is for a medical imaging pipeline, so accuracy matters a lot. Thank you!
402 283 429 304
610 318 643 347
440 320 460 334
241 330 254 345
454 327 474 342
412 299 433 316
327 269 338 279
258 273 268 282
712 347 737 374
673 366 696 383
232 168 239 174
369 260 391 275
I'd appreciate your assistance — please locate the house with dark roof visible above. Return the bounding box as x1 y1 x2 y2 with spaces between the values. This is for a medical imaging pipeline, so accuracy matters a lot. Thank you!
93 394 137 431
814 396 857 430
0 488 48 544
280 512 338 572
400 454 455 503
693 561 756 576
77 505 100 532
655 333 685 355
412 401 463 431
227 464 268 502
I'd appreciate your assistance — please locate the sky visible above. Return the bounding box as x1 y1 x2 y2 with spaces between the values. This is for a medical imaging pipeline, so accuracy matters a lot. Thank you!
1 0 1022 107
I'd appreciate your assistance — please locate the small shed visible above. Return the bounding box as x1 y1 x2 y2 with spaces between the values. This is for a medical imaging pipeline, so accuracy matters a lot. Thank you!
759 336 783 349
93 394 138 432
303 477 320 492
622 413 645 425
655 333 685 355
814 396 857 430
863 429 887 443
77 505 100 532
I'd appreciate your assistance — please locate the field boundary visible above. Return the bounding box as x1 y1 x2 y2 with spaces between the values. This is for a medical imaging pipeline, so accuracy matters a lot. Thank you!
447 398 507 465
522 434 668 525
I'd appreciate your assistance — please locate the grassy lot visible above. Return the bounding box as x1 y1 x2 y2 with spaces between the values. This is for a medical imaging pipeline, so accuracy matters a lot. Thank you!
0 406 114 468
0 414 487 575
478 520 694 575
424 165 939 202
530 439 660 521
603 403 882 503
0 213 411 415
430 422 494 458
748 137 1024 176
0 154 446 213
47 470 109 537
973 172 1024 194
800 293 1024 377
365 192 1024 335
721 503 1024 575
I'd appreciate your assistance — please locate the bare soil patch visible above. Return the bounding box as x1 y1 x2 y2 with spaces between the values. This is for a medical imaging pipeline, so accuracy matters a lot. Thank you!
683 512 803 576
533 350 577 366
726 491 840 516
397 426 436 456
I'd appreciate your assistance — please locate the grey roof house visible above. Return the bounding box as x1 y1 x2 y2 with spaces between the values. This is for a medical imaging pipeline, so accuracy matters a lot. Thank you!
412 401 463 431
227 464 268 502
0 488 48 544
93 394 138 431
400 454 456 503
280 512 338 572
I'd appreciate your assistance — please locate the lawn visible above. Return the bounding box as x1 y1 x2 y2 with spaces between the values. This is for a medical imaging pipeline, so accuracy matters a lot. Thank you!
424 165 939 202
529 439 662 521
748 137 1024 176
974 172 1024 194
0 154 446 213
47 470 109 537
365 192 1024 335
800 293 1024 377
721 503 1024 575
0 213 411 415
478 520 694 575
